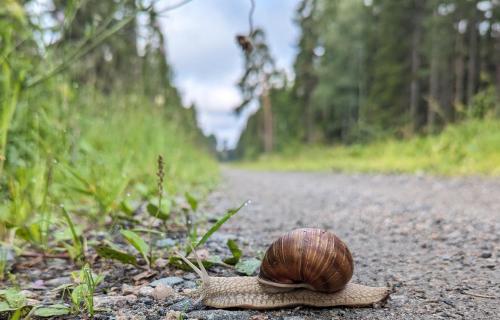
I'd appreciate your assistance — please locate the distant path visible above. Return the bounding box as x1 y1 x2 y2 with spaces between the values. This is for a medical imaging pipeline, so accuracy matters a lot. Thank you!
203 167 500 319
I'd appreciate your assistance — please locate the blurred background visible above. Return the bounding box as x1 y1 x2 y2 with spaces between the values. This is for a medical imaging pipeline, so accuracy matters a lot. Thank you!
1 0 500 262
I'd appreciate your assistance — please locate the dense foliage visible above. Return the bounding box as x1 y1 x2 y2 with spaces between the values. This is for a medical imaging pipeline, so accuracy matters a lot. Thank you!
0 1 217 255
236 0 500 156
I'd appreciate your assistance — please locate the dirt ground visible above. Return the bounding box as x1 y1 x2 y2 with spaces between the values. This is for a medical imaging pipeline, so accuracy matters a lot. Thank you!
5 168 499 319
197 168 499 319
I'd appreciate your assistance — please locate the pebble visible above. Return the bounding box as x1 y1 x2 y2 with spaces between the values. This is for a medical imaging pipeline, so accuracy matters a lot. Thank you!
20 290 38 299
163 310 183 320
169 299 198 312
94 295 137 308
187 310 251 320
480 252 492 258
152 284 176 300
150 276 184 287
156 238 177 248
182 281 197 289
154 257 169 268
183 273 197 280
138 286 155 297
44 276 71 287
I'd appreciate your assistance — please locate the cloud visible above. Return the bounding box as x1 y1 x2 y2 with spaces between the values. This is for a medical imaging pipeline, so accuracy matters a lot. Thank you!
159 0 300 149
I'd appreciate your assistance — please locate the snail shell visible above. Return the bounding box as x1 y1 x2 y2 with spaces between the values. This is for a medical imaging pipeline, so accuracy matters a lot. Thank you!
258 228 354 293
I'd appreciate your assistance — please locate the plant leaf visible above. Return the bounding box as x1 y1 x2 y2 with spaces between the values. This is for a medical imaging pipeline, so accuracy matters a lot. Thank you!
168 256 214 271
235 258 261 276
146 198 171 221
120 200 135 215
4 289 26 309
223 239 242 265
120 229 149 264
95 244 137 266
185 192 198 211
0 301 15 312
33 304 71 317
188 201 247 255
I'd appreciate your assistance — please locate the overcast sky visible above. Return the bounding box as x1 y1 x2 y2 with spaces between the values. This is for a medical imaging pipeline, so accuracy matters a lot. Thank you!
159 0 300 149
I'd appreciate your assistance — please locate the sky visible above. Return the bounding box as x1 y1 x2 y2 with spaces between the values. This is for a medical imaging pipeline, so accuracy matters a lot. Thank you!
158 0 300 149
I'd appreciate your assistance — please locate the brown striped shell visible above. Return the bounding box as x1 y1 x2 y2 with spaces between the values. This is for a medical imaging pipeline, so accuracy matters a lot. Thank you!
258 228 354 293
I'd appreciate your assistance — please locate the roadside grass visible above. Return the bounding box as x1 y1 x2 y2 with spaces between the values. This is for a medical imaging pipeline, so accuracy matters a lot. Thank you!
0 5 244 318
238 119 500 176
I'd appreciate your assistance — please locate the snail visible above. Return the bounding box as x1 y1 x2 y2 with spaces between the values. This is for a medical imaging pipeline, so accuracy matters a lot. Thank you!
178 228 390 309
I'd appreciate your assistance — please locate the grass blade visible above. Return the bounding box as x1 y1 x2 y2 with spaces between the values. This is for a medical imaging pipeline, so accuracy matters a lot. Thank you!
187 200 249 255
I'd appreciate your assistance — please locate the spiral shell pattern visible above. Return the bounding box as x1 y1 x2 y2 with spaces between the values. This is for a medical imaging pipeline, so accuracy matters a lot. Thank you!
258 228 354 293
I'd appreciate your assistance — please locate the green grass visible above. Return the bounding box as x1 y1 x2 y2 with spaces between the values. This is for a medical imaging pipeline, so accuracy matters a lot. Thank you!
239 119 500 176
0 86 218 247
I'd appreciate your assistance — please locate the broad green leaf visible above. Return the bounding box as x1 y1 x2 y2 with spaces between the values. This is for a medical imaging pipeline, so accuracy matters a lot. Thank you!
95 244 137 266
0 301 15 312
185 192 198 211
120 229 149 264
223 239 242 265
4 289 26 309
33 304 71 317
120 200 135 215
146 198 171 221
235 258 261 276
71 284 85 306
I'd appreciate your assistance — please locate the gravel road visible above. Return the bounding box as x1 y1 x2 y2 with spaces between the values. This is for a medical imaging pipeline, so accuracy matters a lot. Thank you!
200 168 500 320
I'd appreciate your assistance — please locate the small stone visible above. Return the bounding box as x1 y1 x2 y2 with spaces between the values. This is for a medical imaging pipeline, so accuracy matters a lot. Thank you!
155 258 169 268
132 270 157 282
169 299 198 312
122 284 137 295
20 290 38 299
249 315 269 320
183 281 197 289
156 238 177 248
150 276 184 287
138 286 155 297
390 294 407 306
94 295 137 308
183 273 197 281
163 310 183 320
480 252 492 258
30 280 47 290
44 276 71 287
442 299 454 307
152 284 175 300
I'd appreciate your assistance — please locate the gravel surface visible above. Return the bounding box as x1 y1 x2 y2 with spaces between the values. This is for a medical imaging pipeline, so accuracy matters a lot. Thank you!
6 168 498 320
200 168 500 320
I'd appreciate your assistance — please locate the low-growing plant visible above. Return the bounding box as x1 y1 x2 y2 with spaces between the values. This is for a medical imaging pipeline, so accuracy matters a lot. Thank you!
70 264 103 319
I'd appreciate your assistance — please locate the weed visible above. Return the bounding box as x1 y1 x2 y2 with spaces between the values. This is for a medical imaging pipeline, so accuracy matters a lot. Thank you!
149 154 165 267
70 264 103 319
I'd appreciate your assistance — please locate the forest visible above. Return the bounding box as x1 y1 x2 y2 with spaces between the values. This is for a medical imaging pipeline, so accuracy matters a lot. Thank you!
236 0 500 167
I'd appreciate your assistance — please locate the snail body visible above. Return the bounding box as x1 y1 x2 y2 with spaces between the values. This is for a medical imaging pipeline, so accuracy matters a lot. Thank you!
179 228 390 309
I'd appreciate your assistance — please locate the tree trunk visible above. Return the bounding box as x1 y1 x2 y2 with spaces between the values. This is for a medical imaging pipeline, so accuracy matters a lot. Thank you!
262 86 273 153
466 11 478 105
409 0 422 133
495 27 500 117
454 29 465 113
304 90 314 144
427 11 439 132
